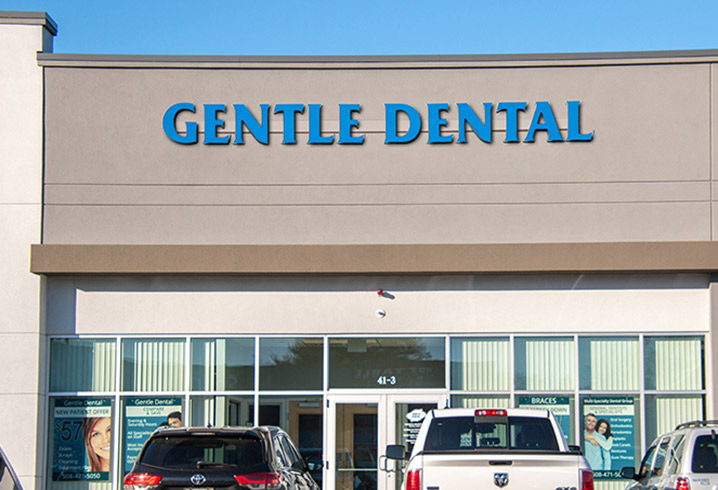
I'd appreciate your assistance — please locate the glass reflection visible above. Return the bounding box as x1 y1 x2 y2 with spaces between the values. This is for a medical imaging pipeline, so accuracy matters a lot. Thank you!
329 337 445 389
260 338 323 390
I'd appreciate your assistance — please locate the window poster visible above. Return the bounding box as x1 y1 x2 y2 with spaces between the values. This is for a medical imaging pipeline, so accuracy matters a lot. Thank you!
123 397 183 473
517 396 571 441
52 398 113 481
582 396 636 479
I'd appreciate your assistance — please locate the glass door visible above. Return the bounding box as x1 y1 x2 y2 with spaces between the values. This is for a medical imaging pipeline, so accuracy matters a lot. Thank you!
386 394 446 490
326 393 446 490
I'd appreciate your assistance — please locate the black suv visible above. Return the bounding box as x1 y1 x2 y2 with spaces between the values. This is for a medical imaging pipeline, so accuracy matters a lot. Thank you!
124 426 321 490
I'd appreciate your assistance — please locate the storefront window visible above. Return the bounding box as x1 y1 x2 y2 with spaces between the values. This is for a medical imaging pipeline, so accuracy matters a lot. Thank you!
450 337 509 391
517 395 574 443
644 336 704 391
451 395 511 409
190 395 254 427
47 397 114 490
120 396 184 475
259 338 323 391
329 337 445 389
191 338 254 391
121 338 185 392
579 336 640 391
515 337 574 391
645 395 704 444
257 396 323 487
580 395 642 480
49 339 116 392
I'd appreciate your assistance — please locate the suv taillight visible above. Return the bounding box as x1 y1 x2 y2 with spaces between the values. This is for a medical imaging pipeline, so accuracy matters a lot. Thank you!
234 473 282 490
580 470 593 490
123 473 163 490
676 477 690 490
406 469 421 490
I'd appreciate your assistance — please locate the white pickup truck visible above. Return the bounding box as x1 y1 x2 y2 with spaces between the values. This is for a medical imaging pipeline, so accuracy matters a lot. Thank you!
385 408 593 490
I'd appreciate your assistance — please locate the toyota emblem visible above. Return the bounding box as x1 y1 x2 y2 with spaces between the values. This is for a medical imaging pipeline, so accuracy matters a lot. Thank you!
494 472 509 488
190 474 206 486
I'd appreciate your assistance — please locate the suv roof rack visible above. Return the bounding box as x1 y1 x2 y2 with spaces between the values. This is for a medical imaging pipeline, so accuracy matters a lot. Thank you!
674 420 718 430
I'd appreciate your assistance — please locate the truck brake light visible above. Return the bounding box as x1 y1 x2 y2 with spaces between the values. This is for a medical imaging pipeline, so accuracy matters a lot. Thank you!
676 477 690 490
581 470 594 490
475 409 507 416
406 470 421 490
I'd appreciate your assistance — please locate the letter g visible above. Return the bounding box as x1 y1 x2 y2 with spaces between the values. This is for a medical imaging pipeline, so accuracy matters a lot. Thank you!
163 102 198 144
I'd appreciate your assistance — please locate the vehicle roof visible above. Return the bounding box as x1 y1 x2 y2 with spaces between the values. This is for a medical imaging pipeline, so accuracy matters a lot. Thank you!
149 426 279 437
647 421 718 445
432 408 551 418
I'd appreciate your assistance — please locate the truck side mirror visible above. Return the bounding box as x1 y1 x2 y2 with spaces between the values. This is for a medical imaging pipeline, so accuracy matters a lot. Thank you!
385 445 406 460
619 467 636 479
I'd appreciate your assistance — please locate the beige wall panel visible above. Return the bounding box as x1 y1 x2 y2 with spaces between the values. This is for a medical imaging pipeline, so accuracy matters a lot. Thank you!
0 333 41 394
43 201 709 244
713 63 718 192
45 64 708 187
0 25 44 204
0 205 43 331
0 393 43 487
44 275 708 336
43 63 711 245
45 181 709 206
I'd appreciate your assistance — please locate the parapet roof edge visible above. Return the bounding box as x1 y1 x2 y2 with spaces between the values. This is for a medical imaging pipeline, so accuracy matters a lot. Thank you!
0 11 57 35
36 48 718 68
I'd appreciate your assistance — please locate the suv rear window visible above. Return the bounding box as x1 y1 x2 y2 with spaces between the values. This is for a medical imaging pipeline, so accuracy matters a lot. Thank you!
425 416 558 451
691 436 718 473
139 435 266 470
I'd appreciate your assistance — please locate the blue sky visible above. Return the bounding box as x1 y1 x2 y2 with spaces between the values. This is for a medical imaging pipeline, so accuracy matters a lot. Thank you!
2 0 718 56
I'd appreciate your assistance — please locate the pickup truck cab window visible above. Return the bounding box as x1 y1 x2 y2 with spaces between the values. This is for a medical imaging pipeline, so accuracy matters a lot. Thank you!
424 415 558 451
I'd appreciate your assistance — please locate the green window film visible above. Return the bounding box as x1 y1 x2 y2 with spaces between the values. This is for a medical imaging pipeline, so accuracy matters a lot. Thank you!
50 339 116 392
451 395 511 409
259 338 323 391
121 338 185 392
450 337 509 391
579 337 640 391
645 336 704 391
329 337 445 389
515 337 574 391
191 338 254 391
645 395 704 444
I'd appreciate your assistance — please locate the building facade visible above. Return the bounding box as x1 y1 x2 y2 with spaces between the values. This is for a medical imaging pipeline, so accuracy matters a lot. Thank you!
2 10 717 490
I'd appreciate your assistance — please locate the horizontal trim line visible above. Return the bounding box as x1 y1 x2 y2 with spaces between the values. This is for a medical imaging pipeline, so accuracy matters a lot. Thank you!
36 49 718 69
29 242 718 275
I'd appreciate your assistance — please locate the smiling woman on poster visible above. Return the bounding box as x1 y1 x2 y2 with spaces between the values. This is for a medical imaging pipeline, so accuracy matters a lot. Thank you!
83 417 112 472
595 419 613 470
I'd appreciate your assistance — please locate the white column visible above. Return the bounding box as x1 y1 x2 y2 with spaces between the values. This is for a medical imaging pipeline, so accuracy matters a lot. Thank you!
0 11 55 490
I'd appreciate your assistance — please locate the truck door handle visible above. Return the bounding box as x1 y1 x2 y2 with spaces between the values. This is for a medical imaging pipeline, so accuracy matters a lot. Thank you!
489 461 513 466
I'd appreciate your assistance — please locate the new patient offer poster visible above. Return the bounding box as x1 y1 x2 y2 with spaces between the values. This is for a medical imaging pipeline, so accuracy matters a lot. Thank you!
52 398 113 481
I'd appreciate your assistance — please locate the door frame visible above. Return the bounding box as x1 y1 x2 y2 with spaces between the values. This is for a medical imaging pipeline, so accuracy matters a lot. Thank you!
324 391 448 490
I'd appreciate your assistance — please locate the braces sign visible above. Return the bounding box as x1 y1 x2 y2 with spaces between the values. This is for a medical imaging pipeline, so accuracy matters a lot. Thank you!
162 101 594 145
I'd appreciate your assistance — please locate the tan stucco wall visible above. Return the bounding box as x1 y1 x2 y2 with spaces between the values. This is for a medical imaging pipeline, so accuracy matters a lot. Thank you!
42 58 714 245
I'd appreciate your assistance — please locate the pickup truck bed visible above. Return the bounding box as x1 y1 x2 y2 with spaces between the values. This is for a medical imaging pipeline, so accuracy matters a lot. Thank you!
388 408 593 490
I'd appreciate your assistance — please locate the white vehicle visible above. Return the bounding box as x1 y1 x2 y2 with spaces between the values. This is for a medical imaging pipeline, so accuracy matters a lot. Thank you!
385 408 593 490
620 420 718 490
0 445 23 490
